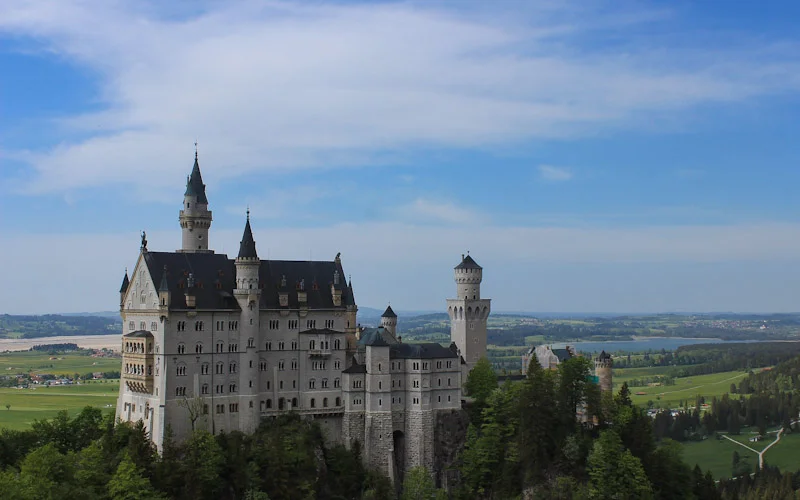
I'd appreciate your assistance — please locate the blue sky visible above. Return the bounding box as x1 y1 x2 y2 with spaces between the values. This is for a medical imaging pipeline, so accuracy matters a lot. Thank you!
2 0 800 314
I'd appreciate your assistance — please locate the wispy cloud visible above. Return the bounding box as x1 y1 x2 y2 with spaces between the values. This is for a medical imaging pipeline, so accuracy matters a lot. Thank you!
1 1 799 193
394 198 489 225
538 165 574 182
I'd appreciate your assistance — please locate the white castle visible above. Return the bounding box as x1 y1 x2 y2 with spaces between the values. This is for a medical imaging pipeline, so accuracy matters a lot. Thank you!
116 152 490 481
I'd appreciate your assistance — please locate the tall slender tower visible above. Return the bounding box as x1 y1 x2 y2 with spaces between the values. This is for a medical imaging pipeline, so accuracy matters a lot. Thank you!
178 151 213 253
234 211 260 432
446 254 490 371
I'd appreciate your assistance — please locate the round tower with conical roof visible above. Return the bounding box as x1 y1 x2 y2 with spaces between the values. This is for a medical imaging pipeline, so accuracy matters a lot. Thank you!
380 305 397 337
178 150 213 253
594 351 613 393
446 253 491 372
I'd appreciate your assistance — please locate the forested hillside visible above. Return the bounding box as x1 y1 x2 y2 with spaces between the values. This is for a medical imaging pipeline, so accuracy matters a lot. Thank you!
0 315 120 339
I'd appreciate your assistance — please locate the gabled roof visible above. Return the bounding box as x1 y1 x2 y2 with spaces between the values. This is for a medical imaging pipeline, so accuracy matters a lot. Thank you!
551 348 574 363
124 330 154 338
141 252 355 311
381 305 397 318
119 272 130 293
184 153 208 204
342 360 367 374
357 327 396 347
390 342 459 359
237 215 258 259
455 254 481 270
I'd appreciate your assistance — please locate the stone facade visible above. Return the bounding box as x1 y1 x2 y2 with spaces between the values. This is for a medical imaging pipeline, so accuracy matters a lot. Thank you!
116 153 485 483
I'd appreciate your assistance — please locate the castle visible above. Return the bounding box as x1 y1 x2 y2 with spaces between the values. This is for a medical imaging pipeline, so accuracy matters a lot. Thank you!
116 152 489 482
522 345 613 392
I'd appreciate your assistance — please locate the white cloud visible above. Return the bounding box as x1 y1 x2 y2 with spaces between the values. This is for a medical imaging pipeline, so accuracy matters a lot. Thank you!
1 1 799 193
538 164 573 181
395 198 488 224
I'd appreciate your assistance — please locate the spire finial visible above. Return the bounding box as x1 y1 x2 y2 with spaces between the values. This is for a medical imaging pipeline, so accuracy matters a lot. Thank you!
246 205 250 221
194 140 198 160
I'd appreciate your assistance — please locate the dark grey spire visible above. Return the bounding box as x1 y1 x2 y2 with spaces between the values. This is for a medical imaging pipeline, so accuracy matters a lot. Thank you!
158 265 169 292
184 151 209 204
455 253 481 270
237 210 258 259
382 305 397 318
119 270 130 293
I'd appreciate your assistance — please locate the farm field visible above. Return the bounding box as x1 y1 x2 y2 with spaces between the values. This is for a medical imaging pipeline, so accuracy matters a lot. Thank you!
0 381 119 430
626 370 749 409
0 351 120 376
761 430 800 472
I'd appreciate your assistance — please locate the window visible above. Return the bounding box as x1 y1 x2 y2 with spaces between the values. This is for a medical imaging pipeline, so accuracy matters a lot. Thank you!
266 399 272 409
335 397 341 406
309 340 316 350
259 360 267 371
289 320 298 329
438 396 441 403
176 365 186 376
216 320 224 331
265 342 272 351
323 397 328 407
279 398 285 410
216 362 224 375
378 363 381 372
177 343 185 354
195 321 204 331
139 321 146 330
228 343 238 352
216 404 225 414
128 321 135 330
378 381 381 390
247 338 255 348
216 384 223 394
175 387 186 396
228 320 238 330
309 379 316 389
322 379 328 388
291 359 298 370
229 362 237 374
448 378 451 386
334 378 340 388
201 384 209 395
447 361 452 368
423 362 428 370
229 384 237 393
353 380 362 389
269 320 279 329
291 340 298 350
280 380 284 389
307 320 316 329
292 397 298 408
334 360 340 370
436 361 442 369
438 379 441 387
195 342 203 354
216 341 224 353
310 398 316 408
227 403 238 413
413 380 419 388
278 341 285 350
151 321 158 331
177 321 186 332
279 360 285 371
325 320 334 329
203 404 209 414
334 339 341 349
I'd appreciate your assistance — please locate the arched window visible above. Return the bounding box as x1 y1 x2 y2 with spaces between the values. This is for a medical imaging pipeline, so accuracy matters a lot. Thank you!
335 397 341 406
292 397 298 408
195 342 203 354
334 339 341 350
177 343 185 354
309 379 316 389
266 399 272 409
278 398 285 410
310 398 316 408
323 397 328 407
309 340 316 350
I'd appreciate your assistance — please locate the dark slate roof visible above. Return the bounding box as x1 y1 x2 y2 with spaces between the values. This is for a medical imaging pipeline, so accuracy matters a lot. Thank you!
381 305 397 318
342 360 367 374
237 215 258 259
120 272 130 293
184 154 208 204
298 328 342 335
552 348 574 363
455 254 481 270
390 342 459 359
360 329 390 347
124 330 154 338
142 251 355 310
596 350 611 360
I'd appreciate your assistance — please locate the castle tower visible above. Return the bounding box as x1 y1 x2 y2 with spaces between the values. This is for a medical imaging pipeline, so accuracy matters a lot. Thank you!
234 211 261 432
594 351 613 392
446 254 491 371
178 151 213 253
380 305 397 337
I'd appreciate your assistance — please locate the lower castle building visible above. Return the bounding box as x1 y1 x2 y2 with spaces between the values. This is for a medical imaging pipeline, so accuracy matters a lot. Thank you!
116 152 489 482
522 344 613 392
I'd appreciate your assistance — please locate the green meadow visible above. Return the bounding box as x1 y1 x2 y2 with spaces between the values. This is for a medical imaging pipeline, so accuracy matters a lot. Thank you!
0 381 119 430
615 368 749 409
0 351 120 376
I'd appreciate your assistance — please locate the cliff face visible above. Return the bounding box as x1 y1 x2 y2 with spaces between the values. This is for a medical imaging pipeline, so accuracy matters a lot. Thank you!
433 408 470 490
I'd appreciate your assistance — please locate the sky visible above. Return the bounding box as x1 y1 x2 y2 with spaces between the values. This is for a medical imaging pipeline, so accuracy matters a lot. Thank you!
2 0 800 315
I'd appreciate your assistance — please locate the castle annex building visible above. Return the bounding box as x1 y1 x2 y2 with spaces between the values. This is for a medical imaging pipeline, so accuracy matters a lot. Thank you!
116 153 490 481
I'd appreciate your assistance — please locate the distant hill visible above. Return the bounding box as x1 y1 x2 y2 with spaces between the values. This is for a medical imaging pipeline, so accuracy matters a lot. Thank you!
59 311 121 318
0 314 121 339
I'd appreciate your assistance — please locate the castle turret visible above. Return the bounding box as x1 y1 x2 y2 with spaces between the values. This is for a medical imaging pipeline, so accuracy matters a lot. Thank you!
234 211 261 432
380 305 397 336
178 151 213 253
447 254 490 372
119 269 129 309
594 351 613 392
157 265 170 320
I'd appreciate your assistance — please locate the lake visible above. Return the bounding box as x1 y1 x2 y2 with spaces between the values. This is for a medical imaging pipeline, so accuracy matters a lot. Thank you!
0 334 121 352
551 337 762 354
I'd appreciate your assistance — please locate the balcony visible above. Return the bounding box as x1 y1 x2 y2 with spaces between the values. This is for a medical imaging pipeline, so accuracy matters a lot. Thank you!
260 405 344 418
308 348 332 357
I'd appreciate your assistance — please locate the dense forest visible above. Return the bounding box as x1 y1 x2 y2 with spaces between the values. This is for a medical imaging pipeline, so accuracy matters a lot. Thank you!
0 315 121 339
